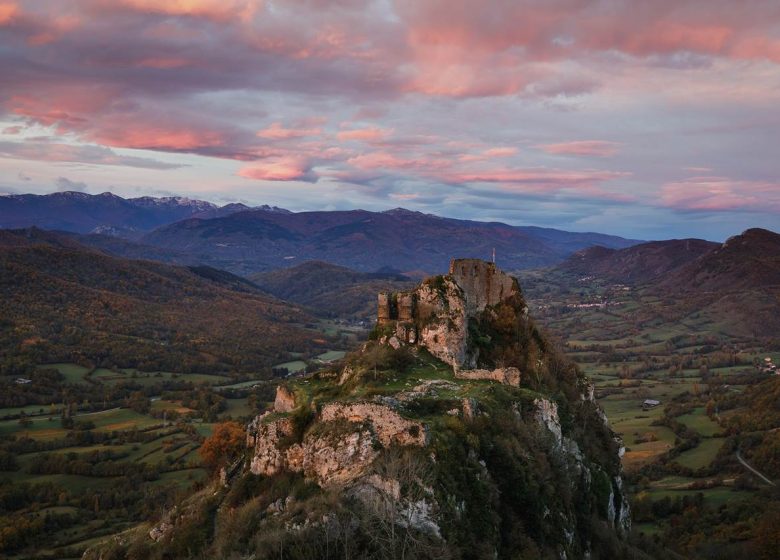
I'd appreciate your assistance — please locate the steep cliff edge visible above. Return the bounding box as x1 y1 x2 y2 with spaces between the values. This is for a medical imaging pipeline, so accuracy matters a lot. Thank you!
88 259 639 560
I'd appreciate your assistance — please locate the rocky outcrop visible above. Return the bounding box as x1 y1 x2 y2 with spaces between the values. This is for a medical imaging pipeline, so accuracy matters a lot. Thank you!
248 403 425 487
534 397 631 536
320 403 426 447
274 385 296 413
414 276 470 367
300 428 378 486
248 417 294 476
454 367 521 387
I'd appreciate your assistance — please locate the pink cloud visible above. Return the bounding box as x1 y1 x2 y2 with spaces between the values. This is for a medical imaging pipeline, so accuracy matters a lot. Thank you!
439 167 629 189
538 141 621 157
134 57 193 69
336 127 392 142
661 176 780 212
257 122 322 140
97 0 262 22
0 2 19 25
482 147 517 158
238 157 318 182
0 139 184 169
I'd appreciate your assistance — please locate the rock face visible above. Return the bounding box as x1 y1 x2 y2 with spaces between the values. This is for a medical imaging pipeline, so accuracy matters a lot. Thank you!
273 385 296 413
377 258 521 369
248 403 425 487
320 402 427 447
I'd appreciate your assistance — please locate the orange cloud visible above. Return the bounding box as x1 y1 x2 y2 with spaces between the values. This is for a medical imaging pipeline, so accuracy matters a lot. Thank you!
538 141 621 158
257 122 322 140
336 127 392 142
92 125 225 151
104 0 262 22
0 2 19 25
238 157 317 182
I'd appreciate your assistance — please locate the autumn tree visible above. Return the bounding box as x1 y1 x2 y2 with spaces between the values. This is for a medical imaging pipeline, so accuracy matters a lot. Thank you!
199 421 247 472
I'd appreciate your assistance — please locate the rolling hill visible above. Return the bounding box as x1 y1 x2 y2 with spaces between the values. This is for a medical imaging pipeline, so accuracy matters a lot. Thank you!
251 261 415 320
546 228 780 337
0 228 319 374
659 228 780 293
558 238 719 284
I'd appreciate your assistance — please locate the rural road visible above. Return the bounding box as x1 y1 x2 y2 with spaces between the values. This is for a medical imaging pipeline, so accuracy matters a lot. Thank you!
736 450 776 486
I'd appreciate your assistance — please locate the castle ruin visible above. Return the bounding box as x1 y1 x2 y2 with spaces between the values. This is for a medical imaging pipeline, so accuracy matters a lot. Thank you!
376 258 520 368
377 258 517 327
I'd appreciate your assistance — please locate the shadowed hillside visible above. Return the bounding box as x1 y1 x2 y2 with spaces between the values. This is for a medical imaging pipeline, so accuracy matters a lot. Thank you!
559 239 719 285
0 229 319 374
251 260 415 320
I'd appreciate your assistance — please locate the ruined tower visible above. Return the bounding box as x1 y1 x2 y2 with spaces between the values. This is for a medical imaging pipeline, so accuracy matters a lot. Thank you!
448 258 516 314
377 292 392 325
375 258 519 366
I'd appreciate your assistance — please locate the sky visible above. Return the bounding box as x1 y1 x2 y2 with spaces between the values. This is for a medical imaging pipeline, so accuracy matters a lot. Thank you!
1 0 779 241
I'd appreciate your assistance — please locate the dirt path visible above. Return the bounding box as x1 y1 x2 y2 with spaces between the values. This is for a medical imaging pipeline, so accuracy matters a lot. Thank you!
736 450 776 486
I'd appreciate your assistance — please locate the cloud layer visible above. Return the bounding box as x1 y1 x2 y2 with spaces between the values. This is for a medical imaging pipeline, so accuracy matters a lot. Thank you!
1 0 779 239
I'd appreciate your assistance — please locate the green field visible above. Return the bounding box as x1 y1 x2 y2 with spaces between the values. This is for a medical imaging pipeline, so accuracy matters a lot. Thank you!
677 407 722 437
273 360 307 373
220 398 254 419
317 350 346 362
42 363 91 384
675 438 725 470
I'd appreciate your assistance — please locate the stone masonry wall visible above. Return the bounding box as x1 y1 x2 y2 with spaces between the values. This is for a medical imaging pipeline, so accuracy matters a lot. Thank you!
454 367 521 387
448 258 517 315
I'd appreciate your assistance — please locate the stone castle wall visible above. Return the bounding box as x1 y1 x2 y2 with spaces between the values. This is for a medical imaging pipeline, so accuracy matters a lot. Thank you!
376 258 518 346
454 367 521 387
448 258 517 315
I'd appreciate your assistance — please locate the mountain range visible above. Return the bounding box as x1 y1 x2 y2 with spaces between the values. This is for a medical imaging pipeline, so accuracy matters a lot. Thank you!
0 191 288 237
0 192 641 274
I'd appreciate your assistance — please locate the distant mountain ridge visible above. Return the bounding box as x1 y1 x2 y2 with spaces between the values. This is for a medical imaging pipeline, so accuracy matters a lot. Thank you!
659 228 780 293
558 238 720 284
552 228 780 336
140 207 642 275
0 191 287 236
555 228 780 293
0 192 642 275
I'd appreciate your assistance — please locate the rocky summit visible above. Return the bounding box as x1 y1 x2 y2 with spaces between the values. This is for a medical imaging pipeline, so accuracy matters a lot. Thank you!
88 258 635 559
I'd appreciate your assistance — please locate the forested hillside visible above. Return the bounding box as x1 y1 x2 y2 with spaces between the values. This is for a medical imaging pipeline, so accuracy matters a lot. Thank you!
0 229 320 375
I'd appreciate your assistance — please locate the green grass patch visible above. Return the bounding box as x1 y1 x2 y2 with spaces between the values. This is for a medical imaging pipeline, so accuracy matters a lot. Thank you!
677 407 721 437
274 360 307 373
675 437 725 470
